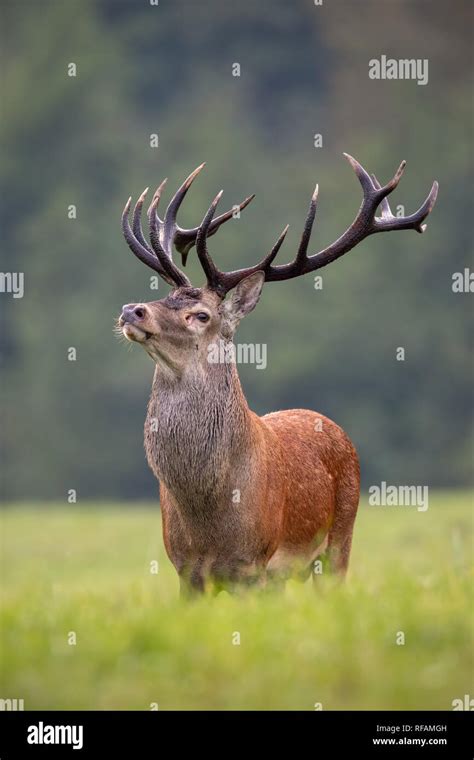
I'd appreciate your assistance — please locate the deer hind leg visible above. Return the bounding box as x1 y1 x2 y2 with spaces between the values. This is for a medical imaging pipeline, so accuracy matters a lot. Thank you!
326 470 360 578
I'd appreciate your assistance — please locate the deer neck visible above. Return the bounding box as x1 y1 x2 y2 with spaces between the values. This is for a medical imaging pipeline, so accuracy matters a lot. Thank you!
145 348 254 511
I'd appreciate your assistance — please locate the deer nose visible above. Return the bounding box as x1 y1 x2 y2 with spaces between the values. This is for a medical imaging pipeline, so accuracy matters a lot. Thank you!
120 304 146 324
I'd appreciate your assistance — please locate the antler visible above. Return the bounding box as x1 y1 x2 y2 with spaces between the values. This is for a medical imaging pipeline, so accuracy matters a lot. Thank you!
195 154 439 297
121 163 254 288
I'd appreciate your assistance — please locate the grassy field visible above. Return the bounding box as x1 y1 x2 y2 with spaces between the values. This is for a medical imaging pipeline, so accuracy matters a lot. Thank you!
1 492 472 710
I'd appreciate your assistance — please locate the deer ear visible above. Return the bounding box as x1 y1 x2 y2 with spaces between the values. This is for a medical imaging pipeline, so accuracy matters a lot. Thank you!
222 271 265 330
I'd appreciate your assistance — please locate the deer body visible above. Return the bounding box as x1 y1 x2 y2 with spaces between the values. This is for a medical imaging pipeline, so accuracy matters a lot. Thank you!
145 354 359 592
118 157 437 595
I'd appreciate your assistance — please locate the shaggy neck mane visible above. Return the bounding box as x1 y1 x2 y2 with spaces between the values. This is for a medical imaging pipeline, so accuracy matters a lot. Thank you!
145 356 253 515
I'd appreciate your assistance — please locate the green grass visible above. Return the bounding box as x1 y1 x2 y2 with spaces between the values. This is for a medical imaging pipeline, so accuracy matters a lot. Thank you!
1 493 473 710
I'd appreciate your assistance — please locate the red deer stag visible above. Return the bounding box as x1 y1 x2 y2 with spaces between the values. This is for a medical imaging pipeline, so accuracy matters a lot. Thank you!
119 156 438 595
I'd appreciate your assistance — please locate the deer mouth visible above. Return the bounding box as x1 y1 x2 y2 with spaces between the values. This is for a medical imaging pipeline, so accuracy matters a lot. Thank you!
122 323 153 343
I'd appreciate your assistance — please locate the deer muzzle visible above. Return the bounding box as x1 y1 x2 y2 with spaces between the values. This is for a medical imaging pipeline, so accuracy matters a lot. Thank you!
119 304 153 342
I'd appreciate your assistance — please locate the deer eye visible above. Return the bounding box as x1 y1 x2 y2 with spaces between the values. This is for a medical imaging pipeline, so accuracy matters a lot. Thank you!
195 312 210 323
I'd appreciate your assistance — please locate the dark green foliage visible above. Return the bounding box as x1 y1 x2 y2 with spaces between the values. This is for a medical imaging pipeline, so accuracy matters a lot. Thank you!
1 0 472 499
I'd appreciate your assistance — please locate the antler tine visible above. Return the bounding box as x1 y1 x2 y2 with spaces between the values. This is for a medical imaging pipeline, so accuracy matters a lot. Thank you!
161 163 206 256
374 179 438 234
196 190 227 294
371 173 392 218
149 194 191 287
295 185 319 266
221 223 291 292
376 160 406 199
121 196 176 286
370 169 438 234
264 224 290 267
343 153 377 195
132 188 153 249
147 178 168 222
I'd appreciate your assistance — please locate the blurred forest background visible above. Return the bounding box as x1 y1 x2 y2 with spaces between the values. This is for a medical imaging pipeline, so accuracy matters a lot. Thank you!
1 0 472 500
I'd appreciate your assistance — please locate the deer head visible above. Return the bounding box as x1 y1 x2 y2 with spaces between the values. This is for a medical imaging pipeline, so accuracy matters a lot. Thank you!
119 157 438 376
